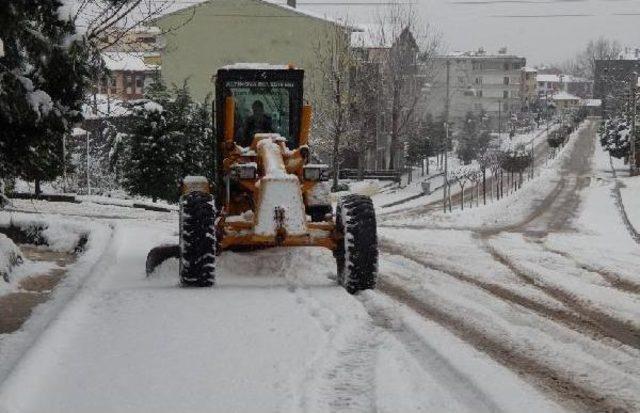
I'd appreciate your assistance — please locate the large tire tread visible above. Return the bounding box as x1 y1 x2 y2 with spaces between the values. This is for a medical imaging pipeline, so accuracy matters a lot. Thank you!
180 191 216 287
335 194 378 294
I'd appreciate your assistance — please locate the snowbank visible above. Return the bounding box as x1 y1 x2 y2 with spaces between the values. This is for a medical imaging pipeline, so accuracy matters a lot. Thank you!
0 212 112 383
384 121 588 230
0 234 22 290
0 215 86 253
619 176 640 235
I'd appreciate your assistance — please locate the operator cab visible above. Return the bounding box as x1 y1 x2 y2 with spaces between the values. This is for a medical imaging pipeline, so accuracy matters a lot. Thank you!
215 64 304 150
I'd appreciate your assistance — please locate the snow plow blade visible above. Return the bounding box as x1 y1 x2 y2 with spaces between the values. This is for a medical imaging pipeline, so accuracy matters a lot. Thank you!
145 244 180 276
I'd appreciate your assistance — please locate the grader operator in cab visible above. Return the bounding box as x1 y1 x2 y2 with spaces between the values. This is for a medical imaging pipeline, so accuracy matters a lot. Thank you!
146 64 378 294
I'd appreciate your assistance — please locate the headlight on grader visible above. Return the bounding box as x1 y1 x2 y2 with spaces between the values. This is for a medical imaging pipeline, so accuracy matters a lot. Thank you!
231 163 258 180
303 164 330 181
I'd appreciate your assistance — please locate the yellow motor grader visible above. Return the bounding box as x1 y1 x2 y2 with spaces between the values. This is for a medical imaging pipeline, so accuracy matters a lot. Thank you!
146 64 378 294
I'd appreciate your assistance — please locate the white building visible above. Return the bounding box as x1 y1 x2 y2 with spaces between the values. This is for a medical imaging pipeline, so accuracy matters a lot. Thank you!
428 48 526 121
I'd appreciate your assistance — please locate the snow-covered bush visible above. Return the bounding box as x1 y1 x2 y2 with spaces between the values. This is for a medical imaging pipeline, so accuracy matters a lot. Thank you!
600 117 631 159
500 146 532 173
0 234 22 283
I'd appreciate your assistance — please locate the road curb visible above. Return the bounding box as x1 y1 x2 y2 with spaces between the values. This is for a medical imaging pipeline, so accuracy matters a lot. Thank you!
609 156 640 245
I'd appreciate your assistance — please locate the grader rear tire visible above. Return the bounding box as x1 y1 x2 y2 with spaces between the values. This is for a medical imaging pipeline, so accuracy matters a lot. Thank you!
335 194 378 294
179 191 216 287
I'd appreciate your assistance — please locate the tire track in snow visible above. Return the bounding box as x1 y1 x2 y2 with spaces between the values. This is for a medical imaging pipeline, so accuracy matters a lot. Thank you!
374 276 633 413
380 241 619 345
531 240 640 295
484 241 640 350
358 294 504 413
282 256 380 413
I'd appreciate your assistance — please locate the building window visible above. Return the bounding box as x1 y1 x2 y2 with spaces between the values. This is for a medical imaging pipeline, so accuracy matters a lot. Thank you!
504 63 510 71
475 77 482 84
135 76 144 94
458 76 465 84
125 74 133 94
503 90 509 99
503 76 510 85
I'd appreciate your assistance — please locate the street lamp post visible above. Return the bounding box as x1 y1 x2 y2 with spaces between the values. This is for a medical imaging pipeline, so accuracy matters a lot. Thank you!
86 131 91 196
62 133 67 193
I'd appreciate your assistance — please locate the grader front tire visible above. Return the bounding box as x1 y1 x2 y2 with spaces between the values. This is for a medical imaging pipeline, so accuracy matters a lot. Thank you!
335 194 378 294
179 191 216 287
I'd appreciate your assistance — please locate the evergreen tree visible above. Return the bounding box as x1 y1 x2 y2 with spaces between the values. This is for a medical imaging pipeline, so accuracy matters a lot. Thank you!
119 80 215 202
457 111 491 165
0 0 93 194
121 102 181 203
600 116 631 159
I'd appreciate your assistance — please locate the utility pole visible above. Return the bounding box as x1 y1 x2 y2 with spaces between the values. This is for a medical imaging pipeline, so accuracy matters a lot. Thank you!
443 122 449 213
442 59 451 213
631 72 638 176
498 100 502 138
445 59 451 122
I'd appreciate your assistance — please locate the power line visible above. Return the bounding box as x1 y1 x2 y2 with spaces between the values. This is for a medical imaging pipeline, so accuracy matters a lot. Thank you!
142 0 414 5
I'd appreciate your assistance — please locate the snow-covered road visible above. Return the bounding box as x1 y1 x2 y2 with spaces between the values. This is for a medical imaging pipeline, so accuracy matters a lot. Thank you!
1 119 638 412
0 220 560 413
378 120 640 412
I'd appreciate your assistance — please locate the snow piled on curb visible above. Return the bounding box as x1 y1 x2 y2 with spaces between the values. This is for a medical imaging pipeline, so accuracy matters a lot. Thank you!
0 212 112 386
0 235 22 291
387 121 588 230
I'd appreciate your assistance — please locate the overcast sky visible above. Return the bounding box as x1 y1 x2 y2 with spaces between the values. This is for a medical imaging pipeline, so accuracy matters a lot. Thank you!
281 0 640 66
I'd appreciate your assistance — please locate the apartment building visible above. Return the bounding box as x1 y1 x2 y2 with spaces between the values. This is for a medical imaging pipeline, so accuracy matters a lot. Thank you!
521 67 537 110
96 52 160 101
594 49 640 115
428 48 526 123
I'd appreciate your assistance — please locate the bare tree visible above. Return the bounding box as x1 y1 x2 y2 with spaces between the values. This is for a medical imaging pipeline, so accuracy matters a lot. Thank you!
564 37 622 79
451 166 472 210
468 169 481 208
371 2 441 170
310 21 370 191
69 0 182 49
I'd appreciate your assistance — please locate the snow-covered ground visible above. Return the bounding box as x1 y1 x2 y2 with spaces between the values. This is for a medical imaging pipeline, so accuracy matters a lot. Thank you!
1 119 638 412
0 215 560 413
377 120 640 412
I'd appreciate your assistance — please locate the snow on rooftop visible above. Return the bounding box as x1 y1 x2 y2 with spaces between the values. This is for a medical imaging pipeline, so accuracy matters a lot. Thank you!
436 49 524 59
82 94 131 119
130 25 161 35
351 27 393 49
552 91 580 101
220 63 292 70
154 0 358 29
584 99 602 107
523 67 537 73
537 74 560 83
561 74 591 83
618 48 640 60
102 52 159 72
71 127 87 137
